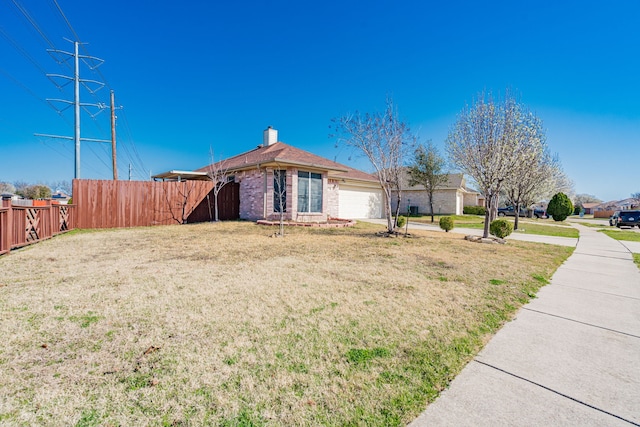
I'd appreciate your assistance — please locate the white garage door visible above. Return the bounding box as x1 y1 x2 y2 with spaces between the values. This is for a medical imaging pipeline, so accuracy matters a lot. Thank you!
339 185 383 219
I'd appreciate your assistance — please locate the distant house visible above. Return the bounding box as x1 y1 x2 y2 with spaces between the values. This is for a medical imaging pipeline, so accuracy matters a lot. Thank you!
582 202 600 215
1 193 19 201
51 191 71 205
391 171 483 216
596 198 640 212
155 127 384 221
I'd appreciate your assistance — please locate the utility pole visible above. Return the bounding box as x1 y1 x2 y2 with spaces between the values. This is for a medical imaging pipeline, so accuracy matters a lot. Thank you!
111 90 117 180
129 163 132 181
73 41 80 179
35 39 109 179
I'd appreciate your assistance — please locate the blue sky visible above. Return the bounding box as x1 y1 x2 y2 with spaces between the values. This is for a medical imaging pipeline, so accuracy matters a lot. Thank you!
1 1 638 201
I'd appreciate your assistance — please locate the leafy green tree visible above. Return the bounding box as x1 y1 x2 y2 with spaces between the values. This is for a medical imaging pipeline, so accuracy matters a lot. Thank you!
22 185 52 200
408 141 448 223
547 192 573 222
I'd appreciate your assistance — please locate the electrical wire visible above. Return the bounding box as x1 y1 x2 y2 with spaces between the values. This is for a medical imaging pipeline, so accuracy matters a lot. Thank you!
9 0 56 49
5 0 150 180
48 0 150 180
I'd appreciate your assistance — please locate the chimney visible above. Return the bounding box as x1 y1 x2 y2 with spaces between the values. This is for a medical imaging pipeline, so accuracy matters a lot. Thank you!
263 126 278 146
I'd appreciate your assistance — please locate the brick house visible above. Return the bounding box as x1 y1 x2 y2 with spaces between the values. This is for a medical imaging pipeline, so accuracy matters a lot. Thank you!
391 171 483 216
191 127 383 222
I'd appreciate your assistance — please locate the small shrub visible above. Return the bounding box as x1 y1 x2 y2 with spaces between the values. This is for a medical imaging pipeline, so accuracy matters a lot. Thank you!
463 205 486 215
439 216 454 232
547 192 573 222
490 219 513 238
395 216 406 228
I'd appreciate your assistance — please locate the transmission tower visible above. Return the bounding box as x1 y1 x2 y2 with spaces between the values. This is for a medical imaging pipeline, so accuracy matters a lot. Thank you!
35 39 112 179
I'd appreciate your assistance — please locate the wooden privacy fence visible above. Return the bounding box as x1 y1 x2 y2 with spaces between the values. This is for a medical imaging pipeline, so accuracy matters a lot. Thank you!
594 210 615 219
72 179 231 229
0 200 76 255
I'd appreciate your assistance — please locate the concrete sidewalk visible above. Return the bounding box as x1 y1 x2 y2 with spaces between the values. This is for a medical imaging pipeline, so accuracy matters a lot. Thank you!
409 223 640 426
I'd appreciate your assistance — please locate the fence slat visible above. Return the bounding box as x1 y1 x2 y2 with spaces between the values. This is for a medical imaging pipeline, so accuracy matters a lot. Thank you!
0 200 76 255
72 179 214 229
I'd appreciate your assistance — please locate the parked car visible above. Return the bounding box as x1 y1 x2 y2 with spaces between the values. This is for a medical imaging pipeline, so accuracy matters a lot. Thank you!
497 206 528 217
609 211 620 226
497 206 546 219
532 208 547 219
616 210 640 228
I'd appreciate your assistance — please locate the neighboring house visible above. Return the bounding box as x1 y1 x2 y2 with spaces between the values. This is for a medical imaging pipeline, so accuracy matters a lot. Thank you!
391 171 483 216
51 191 71 205
1 193 19 201
155 127 384 221
581 202 600 215
596 198 639 212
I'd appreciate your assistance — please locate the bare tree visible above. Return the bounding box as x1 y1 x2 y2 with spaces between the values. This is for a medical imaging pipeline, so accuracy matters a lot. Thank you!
0 182 16 194
574 193 602 205
408 141 448 223
205 151 232 222
159 180 211 225
273 168 287 236
49 180 72 195
331 98 415 234
446 91 522 238
632 192 640 200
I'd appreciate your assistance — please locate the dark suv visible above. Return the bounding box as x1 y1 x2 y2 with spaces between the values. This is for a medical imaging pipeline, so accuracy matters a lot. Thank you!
616 210 640 228
497 206 546 219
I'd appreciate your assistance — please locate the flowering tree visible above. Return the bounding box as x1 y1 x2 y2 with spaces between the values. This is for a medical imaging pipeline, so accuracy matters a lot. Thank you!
446 91 520 238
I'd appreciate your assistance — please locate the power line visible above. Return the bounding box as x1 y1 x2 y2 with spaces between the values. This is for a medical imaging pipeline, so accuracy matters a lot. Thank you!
5 0 149 181
0 26 48 76
9 0 56 49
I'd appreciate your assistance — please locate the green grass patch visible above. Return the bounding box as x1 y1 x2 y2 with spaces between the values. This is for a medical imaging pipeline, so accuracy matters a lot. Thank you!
633 253 640 267
409 214 483 224
68 312 102 328
75 409 101 427
599 229 640 242
346 347 391 365
452 220 578 238
0 221 573 426
575 221 610 228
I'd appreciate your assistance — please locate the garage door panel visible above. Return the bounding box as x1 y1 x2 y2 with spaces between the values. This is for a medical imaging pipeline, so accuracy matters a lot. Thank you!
339 186 383 219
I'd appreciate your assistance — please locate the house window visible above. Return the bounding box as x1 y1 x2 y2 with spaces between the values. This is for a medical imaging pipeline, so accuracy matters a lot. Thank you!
298 171 322 213
273 170 286 213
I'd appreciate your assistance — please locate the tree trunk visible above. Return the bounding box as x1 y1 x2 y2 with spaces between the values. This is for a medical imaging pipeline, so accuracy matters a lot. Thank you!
279 211 285 236
384 188 394 233
483 194 494 238
428 192 435 223
214 193 219 222
513 201 520 230
394 192 402 229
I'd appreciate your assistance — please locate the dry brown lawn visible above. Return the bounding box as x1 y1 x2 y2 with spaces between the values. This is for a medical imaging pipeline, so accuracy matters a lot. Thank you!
0 221 572 426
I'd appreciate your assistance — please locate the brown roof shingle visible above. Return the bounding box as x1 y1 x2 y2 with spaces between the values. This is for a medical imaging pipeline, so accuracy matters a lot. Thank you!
197 142 379 183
